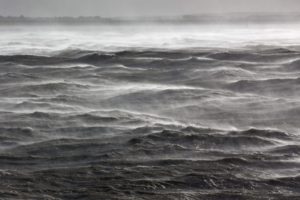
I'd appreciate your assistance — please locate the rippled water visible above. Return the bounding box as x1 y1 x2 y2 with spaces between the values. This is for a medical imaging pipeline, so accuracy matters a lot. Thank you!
0 24 300 199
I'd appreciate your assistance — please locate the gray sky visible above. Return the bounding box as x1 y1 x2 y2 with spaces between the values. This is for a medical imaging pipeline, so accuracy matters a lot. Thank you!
0 0 299 17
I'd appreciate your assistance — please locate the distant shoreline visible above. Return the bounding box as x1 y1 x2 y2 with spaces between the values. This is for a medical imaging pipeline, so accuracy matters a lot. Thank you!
0 13 300 25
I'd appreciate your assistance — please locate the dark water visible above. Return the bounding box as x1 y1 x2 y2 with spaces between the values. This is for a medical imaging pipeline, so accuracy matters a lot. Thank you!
1 26 300 199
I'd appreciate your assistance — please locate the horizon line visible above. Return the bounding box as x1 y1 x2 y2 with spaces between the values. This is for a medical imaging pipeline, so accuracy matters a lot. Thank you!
1 11 300 19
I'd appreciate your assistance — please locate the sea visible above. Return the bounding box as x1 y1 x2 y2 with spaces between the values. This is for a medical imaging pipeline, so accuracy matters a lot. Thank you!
0 22 300 199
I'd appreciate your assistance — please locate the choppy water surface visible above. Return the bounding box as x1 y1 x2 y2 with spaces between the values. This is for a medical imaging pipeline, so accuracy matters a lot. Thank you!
1 24 300 199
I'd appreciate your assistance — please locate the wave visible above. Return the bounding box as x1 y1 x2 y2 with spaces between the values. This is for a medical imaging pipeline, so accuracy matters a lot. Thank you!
269 145 300 155
0 54 67 65
228 128 291 140
226 78 300 96
286 59 300 71
207 50 300 63
127 129 278 151
1 82 90 98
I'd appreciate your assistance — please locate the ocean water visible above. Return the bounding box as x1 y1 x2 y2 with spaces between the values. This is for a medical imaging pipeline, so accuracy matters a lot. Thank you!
0 23 300 199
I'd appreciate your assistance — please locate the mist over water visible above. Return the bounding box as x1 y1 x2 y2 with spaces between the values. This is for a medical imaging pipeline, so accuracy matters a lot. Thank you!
1 21 300 199
1 23 300 55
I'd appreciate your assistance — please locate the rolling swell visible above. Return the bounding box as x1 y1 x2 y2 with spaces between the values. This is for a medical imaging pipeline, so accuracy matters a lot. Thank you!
0 45 300 200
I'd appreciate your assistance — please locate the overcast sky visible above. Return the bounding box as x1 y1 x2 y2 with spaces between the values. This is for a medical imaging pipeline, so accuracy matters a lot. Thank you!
0 0 299 17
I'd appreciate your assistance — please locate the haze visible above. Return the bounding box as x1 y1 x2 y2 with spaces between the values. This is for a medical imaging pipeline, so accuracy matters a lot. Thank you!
0 0 299 17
